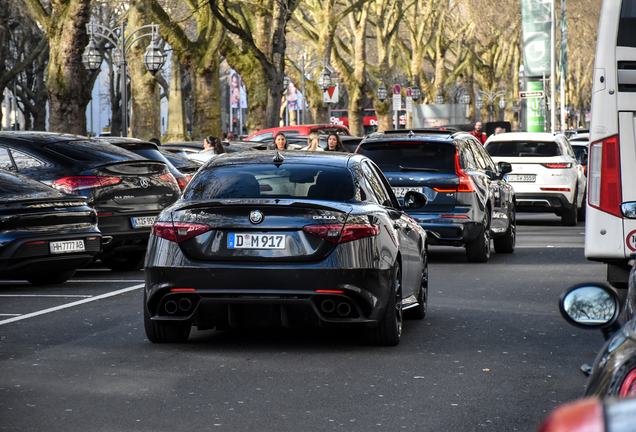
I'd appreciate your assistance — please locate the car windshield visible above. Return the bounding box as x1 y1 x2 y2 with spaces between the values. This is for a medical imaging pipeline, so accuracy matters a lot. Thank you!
357 142 456 173
184 164 355 201
486 141 562 157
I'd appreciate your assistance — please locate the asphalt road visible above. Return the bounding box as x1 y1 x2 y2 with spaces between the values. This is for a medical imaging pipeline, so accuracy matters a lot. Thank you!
0 213 607 431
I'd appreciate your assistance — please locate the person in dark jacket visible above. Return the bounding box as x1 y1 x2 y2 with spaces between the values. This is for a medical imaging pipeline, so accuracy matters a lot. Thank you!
325 133 350 152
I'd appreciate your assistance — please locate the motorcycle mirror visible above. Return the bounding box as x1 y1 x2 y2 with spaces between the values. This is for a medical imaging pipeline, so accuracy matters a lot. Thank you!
559 283 621 330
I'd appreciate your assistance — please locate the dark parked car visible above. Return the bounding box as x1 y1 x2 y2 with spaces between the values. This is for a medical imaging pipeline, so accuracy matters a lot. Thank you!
157 148 201 181
0 132 181 271
96 137 189 190
560 268 636 398
144 151 429 345
0 169 101 284
356 129 516 262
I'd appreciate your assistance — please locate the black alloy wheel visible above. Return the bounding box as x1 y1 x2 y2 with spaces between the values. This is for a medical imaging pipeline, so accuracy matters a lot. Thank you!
494 203 516 254
466 211 491 263
374 265 403 346
562 192 578 226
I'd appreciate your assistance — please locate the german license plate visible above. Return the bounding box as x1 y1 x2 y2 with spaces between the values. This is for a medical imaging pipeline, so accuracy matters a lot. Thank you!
131 216 157 228
392 187 423 198
50 240 85 254
506 174 536 182
228 233 286 249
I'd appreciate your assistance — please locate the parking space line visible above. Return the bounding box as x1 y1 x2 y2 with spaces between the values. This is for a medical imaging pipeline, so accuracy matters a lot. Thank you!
66 280 145 283
0 294 93 298
0 283 144 326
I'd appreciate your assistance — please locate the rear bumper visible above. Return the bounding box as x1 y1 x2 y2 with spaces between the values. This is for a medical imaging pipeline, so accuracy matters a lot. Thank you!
515 193 573 213
408 213 482 246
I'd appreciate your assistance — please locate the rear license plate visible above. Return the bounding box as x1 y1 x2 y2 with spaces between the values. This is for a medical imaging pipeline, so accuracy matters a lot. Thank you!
228 233 286 249
505 174 536 182
131 216 157 228
50 240 85 254
392 187 423 198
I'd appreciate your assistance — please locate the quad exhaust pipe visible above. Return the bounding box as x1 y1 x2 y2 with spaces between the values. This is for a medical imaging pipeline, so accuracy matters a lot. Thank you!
320 299 354 317
163 296 195 315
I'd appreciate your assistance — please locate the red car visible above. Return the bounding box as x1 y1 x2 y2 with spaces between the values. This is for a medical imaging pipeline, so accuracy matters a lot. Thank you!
245 124 350 142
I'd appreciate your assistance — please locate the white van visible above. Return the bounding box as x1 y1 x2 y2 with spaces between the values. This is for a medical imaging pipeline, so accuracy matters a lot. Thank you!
585 0 636 288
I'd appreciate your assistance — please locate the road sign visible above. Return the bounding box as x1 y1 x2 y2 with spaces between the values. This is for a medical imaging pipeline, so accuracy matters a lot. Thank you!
519 90 544 98
406 87 413 97
393 84 401 95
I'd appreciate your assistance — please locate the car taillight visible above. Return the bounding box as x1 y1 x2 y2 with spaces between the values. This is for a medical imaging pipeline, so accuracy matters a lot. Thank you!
151 221 211 242
52 176 121 192
160 173 178 185
176 177 188 190
589 135 622 218
542 163 572 168
619 369 636 397
303 223 379 244
455 151 476 192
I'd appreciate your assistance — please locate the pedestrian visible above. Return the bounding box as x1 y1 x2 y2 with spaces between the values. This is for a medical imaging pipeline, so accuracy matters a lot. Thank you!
302 133 324 151
494 127 503 135
267 133 288 150
202 136 226 155
471 122 487 145
149 137 161 146
324 133 350 152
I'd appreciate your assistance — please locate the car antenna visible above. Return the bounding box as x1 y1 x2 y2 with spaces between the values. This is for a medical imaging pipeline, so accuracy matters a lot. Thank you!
408 130 414 138
273 151 284 167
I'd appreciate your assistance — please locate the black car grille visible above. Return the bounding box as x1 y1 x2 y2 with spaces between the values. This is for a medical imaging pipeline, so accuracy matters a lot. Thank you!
11 237 101 259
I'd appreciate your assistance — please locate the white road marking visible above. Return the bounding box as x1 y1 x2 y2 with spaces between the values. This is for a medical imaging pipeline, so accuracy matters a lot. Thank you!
0 294 93 298
0 283 144 326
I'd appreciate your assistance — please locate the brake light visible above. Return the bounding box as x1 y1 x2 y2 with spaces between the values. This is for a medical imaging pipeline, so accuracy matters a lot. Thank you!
160 173 178 185
619 369 636 397
52 176 121 192
540 187 571 192
455 152 476 192
303 223 379 244
589 135 622 218
542 163 571 168
176 177 188 190
151 221 212 242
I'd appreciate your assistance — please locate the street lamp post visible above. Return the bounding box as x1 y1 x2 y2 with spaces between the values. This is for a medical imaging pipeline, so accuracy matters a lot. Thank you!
82 22 167 137
285 55 331 125
475 89 507 122
435 83 471 124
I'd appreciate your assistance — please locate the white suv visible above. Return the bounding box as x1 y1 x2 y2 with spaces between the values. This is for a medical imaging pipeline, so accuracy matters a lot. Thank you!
485 132 587 226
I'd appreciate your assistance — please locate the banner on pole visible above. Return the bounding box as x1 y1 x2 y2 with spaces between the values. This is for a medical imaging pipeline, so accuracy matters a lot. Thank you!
521 0 553 77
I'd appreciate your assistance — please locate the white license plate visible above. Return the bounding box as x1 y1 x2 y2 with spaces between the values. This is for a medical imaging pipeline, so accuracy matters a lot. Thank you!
392 187 423 198
228 233 286 249
506 174 536 182
131 216 157 228
50 240 85 254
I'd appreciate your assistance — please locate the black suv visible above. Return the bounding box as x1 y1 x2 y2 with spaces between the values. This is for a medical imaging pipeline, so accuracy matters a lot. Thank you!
357 129 516 262
0 132 181 271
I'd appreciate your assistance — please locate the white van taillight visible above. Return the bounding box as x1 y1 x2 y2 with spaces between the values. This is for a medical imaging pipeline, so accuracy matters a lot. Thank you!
588 135 622 218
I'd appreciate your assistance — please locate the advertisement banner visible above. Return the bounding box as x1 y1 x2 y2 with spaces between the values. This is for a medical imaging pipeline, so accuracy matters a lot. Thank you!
521 0 552 77
526 81 546 132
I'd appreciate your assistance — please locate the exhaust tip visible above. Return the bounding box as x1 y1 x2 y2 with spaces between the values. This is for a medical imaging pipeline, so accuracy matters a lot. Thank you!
337 302 352 316
164 300 178 315
178 298 192 312
321 299 335 314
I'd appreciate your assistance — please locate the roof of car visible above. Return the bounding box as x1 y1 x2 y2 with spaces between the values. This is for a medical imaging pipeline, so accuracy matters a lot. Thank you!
202 149 355 168
361 128 471 144
0 131 95 146
485 132 567 143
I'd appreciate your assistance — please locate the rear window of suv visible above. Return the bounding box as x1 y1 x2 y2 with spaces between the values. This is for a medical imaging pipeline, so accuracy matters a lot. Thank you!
486 141 562 157
357 142 456 174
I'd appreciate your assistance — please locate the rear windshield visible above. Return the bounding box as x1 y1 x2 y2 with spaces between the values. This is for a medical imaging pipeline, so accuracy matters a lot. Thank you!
0 170 59 198
485 141 562 157
44 141 145 163
357 142 457 174
184 164 354 202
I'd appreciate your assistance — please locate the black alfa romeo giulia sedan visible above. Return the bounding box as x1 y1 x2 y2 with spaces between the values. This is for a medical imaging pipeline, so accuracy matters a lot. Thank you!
144 151 429 346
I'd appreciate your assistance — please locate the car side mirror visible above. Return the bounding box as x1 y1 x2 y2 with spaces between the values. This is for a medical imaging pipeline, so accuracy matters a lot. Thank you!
402 191 428 210
498 161 513 175
559 283 621 332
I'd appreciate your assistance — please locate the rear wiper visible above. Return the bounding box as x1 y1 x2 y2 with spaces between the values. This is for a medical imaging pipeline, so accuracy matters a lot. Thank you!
399 166 438 172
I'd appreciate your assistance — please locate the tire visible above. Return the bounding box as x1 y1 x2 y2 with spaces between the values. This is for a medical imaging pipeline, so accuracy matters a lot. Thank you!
578 195 587 221
494 204 516 254
562 194 578 226
27 269 77 285
100 250 145 272
405 253 428 320
466 211 491 263
373 265 403 346
144 293 191 343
